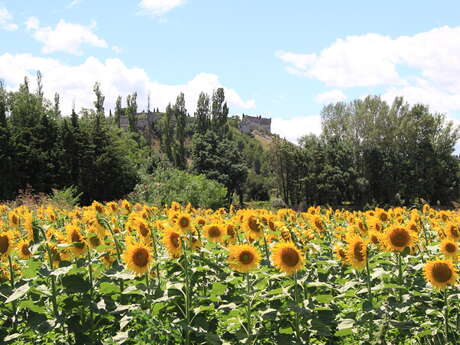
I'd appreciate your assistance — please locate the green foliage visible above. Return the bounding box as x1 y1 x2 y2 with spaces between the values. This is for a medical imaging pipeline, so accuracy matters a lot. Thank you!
132 167 228 209
50 186 82 208
271 96 460 207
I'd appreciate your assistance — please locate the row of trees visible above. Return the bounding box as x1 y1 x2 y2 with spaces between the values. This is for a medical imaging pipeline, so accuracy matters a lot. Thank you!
271 96 460 207
0 77 143 204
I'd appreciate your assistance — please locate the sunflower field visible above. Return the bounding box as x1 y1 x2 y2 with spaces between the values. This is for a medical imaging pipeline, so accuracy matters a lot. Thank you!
0 201 459 345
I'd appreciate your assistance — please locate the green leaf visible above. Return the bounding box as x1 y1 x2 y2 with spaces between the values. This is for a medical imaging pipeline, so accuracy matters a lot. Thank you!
18 299 47 314
61 274 91 293
6 283 30 304
315 294 333 304
99 282 120 294
210 282 227 297
51 265 73 277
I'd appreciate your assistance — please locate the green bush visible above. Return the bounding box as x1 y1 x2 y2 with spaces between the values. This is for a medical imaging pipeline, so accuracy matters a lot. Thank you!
132 168 227 209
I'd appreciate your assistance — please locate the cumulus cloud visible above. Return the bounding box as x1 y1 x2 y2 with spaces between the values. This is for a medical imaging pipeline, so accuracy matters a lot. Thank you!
271 115 322 143
25 17 107 55
277 26 460 114
0 53 255 115
315 89 346 105
0 6 18 31
139 0 186 17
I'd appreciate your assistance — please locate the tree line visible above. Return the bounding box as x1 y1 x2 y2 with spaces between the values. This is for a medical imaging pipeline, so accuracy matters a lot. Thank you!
270 96 460 207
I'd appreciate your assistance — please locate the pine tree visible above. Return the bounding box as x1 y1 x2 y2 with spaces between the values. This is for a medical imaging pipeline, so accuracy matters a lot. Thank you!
195 92 210 135
174 93 187 169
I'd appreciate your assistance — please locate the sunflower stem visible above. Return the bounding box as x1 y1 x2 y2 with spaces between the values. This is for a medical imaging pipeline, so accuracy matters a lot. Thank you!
7 255 17 331
246 273 252 339
397 253 403 303
182 236 192 345
444 287 450 344
365 251 372 306
293 273 301 342
39 226 59 320
103 219 125 301
150 230 161 289
87 248 95 340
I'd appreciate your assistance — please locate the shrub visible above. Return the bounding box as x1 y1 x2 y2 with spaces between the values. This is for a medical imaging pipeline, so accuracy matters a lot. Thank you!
131 168 227 209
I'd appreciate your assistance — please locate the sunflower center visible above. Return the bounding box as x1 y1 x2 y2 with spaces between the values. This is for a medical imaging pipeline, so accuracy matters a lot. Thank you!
132 248 149 267
451 228 459 238
239 251 254 265
281 247 300 267
179 217 189 228
227 226 235 237
0 235 10 254
390 229 409 247
208 226 221 238
338 249 346 259
353 242 364 262
11 214 19 225
71 232 84 248
248 217 261 233
371 235 379 244
170 233 180 248
139 223 149 236
90 236 101 247
445 243 456 253
431 263 453 283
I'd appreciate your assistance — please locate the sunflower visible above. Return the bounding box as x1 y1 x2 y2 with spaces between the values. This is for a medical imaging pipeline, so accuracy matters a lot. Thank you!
135 218 151 238
24 212 34 242
87 230 102 249
376 209 389 222
8 211 20 228
176 213 192 233
163 227 182 258
195 216 206 227
423 259 457 289
242 214 264 239
440 238 458 258
334 243 347 263
228 244 261 273
66 224 87 257
271 242 305 275
17 240 32 259
0 231 14 257
346 235 367 270
368 230 382 247
445 223 460 241
203 224 225 242
383 225 417 252
123 242 152 275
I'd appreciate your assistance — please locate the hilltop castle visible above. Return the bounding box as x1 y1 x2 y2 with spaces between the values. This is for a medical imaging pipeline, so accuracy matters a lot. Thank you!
239 114 272 134
119 112 272 137
119 111 162 136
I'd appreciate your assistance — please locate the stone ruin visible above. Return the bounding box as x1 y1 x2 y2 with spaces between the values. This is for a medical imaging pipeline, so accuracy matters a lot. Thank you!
119 112 162 137
239 114 271 135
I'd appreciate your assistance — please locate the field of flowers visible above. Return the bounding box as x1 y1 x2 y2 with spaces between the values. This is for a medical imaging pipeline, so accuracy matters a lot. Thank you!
0 201 459 345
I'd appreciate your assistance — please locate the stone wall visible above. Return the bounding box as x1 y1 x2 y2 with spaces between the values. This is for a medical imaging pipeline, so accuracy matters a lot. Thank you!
239 114 271 134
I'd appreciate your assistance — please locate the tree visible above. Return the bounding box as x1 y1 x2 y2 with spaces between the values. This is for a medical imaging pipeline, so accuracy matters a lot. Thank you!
114 95 123 128
160 104 175 162
174 92 187 169
195 92 210 135
192 130 247 205
211 88 229 137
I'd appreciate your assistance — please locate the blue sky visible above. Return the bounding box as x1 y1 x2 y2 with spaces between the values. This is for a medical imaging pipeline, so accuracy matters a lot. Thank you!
1 0 460 142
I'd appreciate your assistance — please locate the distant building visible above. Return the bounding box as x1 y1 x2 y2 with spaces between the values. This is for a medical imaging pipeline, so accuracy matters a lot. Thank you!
239 114 271 134
119 111 162 137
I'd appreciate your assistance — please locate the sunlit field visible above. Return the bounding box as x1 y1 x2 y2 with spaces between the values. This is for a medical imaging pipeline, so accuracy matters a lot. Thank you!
0 201 459 344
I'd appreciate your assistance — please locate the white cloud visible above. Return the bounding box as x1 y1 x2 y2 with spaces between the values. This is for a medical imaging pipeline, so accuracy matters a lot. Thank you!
272 115 322 143
25 18 107 55
139 0 186 16
277 26 460 114
315 89 346 105
112 45 122 54
0 53 255 115
67 0 83 8
0 6 18 31
25 16 39 30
